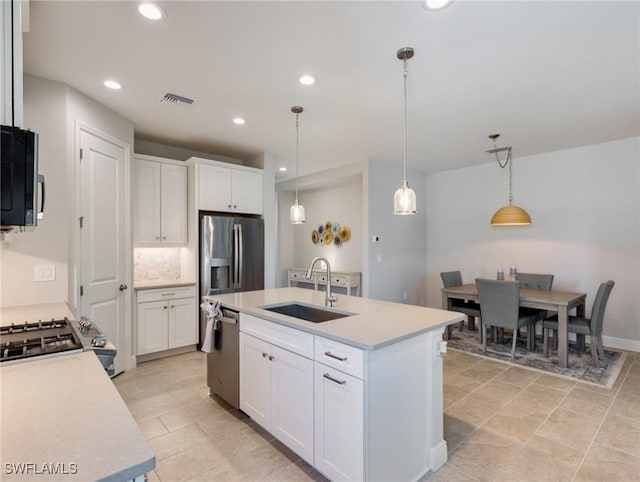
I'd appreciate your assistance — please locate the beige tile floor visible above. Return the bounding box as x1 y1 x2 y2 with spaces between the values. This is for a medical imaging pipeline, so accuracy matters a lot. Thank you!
113 348 640 482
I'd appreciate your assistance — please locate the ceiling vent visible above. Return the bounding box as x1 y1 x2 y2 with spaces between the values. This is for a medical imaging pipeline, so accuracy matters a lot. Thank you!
161 92 194 106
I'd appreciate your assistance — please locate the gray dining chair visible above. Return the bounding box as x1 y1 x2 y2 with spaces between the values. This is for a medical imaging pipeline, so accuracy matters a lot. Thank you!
441 271 481 336
475 278 538 360
517 273 555 349
542 280 615 367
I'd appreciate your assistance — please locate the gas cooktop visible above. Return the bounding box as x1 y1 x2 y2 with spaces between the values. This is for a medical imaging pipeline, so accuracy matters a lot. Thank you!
0 318 82 362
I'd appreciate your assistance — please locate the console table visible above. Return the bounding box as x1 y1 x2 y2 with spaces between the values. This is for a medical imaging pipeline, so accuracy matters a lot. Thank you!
288 269 361 297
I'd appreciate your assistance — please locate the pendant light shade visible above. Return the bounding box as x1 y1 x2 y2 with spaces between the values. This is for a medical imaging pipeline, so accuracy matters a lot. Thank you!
486 133 531 226
490 205 531 226
393 47 417 215
290 200 305 224
394 180 417 215
290 106 305 224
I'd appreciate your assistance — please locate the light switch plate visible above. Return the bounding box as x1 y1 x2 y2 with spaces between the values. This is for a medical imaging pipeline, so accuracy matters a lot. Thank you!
34 264 56 282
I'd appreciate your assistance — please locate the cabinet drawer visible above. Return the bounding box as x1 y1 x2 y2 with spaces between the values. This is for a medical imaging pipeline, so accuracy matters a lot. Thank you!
289 270 307 281
137 285 196 303
330 276 347 287
240 314 314 359
314 336 364 379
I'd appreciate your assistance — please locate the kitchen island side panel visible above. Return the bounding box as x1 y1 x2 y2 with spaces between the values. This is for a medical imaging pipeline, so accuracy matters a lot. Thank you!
365 328 447 481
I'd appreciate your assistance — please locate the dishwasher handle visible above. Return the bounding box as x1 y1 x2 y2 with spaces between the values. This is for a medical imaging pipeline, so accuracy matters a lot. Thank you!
219 308 239 324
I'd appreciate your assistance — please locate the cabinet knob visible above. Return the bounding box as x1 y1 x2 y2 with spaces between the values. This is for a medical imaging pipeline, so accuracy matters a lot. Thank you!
170 305 174 308
233 205 237 209
155 236 160 240
268 355 274 361
119 284 128 291
228 204 232 208
162 236 167 240
262 352 269 358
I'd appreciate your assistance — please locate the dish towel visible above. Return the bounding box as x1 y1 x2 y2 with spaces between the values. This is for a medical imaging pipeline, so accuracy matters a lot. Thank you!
200 300 222 353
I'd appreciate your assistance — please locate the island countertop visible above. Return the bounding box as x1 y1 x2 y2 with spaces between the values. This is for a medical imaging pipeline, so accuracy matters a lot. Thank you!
205 287 463 350
1 346 155 481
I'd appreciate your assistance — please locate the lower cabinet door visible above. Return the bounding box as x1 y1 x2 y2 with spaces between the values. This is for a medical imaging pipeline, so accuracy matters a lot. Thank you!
271 345 314 465
168 297 197 348
314 363 364 481
239 332 272 429
137 300 169 355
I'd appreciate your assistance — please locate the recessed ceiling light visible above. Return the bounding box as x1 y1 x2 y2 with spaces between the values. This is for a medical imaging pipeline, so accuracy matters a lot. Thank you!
299 74 316 86
423 0 454 11
138 2 165 20
104 80 122 90
279 167 288 172
233 117 246 125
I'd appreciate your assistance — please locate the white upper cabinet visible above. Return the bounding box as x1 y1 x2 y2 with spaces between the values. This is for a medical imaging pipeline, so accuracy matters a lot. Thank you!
196 160 263 215
134 156 187 245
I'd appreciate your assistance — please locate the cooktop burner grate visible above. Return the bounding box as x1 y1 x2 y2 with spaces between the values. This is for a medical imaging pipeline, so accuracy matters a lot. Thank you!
0 318 82 362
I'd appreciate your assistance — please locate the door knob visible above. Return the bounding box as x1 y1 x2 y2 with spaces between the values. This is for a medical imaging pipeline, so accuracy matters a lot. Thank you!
119 284 128 291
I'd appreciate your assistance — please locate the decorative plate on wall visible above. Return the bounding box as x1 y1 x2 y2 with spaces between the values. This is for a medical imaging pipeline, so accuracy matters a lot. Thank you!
310 221 351 247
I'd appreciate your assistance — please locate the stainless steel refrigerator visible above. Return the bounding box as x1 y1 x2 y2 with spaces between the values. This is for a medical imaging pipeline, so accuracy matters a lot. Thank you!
200 212 263 408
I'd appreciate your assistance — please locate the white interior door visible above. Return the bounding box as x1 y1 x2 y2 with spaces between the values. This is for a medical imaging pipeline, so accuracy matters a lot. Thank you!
79 128 127 376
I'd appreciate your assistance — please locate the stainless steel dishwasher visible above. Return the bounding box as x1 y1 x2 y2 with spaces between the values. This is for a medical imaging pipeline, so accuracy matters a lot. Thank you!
206 307 239 408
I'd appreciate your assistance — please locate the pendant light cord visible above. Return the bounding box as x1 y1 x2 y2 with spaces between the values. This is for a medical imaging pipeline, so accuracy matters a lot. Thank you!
295 112 300 202
402 58 408 182
491 139 513 206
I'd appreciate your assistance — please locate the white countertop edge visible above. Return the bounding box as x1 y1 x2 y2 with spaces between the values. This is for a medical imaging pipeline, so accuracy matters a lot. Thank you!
243 305 454 350
204 288 463 350
134 281 196 290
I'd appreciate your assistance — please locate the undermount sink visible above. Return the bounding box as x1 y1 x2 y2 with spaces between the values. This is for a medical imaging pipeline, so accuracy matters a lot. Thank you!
259 302 355 323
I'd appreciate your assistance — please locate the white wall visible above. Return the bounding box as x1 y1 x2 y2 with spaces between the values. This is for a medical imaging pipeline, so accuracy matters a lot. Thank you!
368 161 427 305
1 75 68 307
426 137 640 348
0 75 135 315
291 178 363 274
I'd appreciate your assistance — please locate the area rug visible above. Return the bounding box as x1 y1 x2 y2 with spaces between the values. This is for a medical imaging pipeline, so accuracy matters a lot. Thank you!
446 328 626 388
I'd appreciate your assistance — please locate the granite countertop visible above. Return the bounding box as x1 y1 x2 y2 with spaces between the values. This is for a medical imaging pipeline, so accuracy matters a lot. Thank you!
204 287 463 350
134 280 196 290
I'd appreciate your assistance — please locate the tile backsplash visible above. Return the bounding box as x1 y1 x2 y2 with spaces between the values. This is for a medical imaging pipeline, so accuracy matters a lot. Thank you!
134 247 182 283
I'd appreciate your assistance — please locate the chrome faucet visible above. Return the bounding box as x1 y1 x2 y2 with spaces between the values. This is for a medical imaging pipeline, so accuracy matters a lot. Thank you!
306 257 337 307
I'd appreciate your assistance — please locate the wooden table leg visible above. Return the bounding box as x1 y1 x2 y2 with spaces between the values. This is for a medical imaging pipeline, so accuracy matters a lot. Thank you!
557 305 569 368
442 292 451 340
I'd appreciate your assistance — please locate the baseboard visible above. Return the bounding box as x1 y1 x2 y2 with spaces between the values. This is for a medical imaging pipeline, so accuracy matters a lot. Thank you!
136 345 197 363
429 440 448 472
602 336 640 353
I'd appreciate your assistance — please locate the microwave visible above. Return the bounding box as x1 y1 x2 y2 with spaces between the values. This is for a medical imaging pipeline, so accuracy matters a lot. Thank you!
1 125 45 230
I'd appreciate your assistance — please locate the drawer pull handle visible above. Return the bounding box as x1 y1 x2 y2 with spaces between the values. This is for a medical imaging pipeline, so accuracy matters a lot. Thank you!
323 373 346 385
324 351 347 362
161 293 176 297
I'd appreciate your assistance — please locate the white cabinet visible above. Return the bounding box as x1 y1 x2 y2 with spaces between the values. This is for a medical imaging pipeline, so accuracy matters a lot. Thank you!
314 336 365 481
197 162 263 215
134 156 187 245
239 315 314 464
136 286 197 356
238 313 448 481
314 364 364 482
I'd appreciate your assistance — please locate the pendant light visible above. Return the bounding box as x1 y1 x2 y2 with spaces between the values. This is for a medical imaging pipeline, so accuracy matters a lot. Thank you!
290 106 306 224
393 47 417 215
486 133 531 226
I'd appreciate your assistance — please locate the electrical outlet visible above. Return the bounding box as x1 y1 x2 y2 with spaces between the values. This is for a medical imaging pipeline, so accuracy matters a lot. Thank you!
34 264 56 282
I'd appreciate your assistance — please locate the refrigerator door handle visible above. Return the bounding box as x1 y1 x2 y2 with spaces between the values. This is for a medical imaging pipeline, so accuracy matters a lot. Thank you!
238 223 244 290
233 224 240 289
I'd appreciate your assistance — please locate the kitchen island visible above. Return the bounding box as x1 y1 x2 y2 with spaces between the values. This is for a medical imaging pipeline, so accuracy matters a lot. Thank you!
0 304 155 482
205 287 463 481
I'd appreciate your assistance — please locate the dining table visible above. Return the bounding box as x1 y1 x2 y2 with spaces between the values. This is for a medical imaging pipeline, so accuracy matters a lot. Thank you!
441 284 587 369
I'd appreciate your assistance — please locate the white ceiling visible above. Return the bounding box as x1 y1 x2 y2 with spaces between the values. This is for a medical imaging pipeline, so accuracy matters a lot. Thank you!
23 1 640 179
